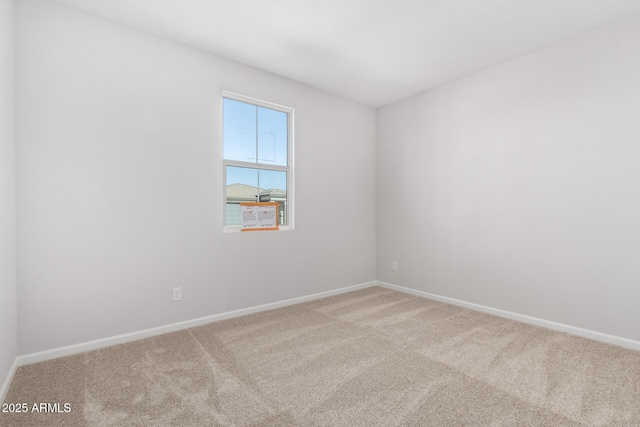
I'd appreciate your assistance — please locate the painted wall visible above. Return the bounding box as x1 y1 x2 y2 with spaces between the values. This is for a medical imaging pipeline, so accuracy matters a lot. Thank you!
377 15 640 341
15 0 376 355
0 0 17 396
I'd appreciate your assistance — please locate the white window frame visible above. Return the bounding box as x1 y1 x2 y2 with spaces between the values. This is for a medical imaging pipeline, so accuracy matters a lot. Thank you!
222 91 294 232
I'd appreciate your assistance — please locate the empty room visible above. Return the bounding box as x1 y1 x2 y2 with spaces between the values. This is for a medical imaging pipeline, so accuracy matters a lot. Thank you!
2 0 640 425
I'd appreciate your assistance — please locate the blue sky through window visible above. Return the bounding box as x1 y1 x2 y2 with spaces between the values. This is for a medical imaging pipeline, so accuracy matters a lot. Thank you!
224 98 288 192
223 98 288 166
223 99 256 162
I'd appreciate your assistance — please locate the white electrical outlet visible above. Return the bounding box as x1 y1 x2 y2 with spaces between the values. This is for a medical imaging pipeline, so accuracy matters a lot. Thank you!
392 261 398 271
172 287 182 302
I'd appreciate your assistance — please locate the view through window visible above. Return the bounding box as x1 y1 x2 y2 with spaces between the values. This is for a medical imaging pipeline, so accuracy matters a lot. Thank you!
223 94 292 228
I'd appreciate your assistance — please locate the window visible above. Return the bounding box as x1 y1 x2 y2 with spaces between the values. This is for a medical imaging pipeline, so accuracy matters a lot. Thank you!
223 93 293 230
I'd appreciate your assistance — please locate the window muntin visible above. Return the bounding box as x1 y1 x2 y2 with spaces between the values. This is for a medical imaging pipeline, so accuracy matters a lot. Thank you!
223 94 293 229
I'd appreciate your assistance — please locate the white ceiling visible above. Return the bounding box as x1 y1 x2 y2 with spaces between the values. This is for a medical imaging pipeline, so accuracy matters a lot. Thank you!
55 0 640 107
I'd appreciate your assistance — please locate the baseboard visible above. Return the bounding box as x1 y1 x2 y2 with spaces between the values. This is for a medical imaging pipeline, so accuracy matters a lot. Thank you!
0 358 18 404
377 281 640 352
17 281 377 367
18 278 637 369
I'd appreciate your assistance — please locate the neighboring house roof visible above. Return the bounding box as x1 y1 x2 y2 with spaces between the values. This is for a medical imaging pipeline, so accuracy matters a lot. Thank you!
261 188 286 199
227 183 259 200
227 183 286 202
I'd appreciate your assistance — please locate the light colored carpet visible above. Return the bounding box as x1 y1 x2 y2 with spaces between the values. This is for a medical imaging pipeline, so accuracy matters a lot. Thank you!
2 286 639 426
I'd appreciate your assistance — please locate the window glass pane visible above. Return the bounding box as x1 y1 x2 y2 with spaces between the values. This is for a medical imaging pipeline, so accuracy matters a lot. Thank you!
223 98 257 163
258 107 288 166
226 166 258 226
259 170 287 225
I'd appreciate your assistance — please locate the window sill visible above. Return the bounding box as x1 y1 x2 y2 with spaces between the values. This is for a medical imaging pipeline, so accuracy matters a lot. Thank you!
223 226 293 233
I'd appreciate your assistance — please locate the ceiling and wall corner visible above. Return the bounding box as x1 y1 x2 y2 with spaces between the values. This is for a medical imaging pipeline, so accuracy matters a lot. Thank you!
53 0 640 107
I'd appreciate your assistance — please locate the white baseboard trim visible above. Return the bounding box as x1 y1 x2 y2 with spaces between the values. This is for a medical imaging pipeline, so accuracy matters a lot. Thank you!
17 281 377 367
377 281 640 352
1 358 18 404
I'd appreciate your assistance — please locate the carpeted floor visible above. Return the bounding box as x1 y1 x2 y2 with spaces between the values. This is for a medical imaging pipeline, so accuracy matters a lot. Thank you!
2 286 639 426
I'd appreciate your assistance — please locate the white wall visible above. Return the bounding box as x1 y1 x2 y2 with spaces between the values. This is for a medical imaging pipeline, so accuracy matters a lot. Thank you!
377 15 640 342
0 0 17 398
15 0 376 355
